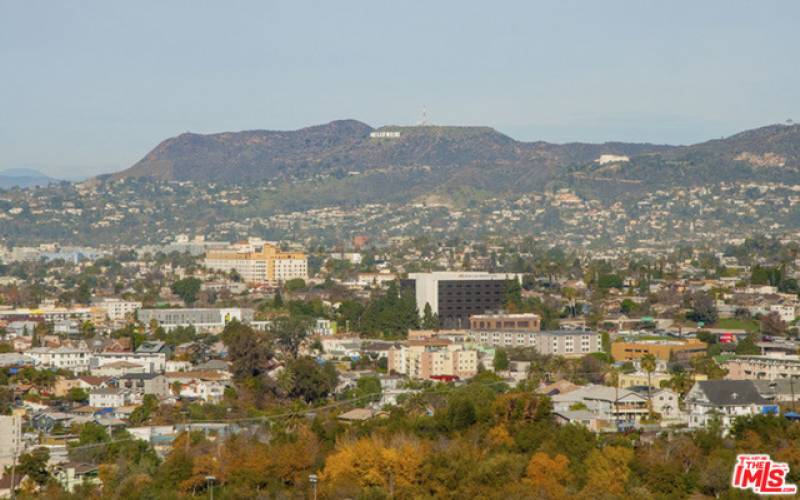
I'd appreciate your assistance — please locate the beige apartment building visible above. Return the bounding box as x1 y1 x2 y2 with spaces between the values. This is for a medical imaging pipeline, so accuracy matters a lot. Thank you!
0 415 22 468
387 339 478 380
204 241 307 284
469 312 541 332
724 355 800 381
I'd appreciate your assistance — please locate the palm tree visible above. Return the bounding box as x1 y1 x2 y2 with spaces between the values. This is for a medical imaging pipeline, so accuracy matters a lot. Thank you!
608 367 620 422
641 354 657 416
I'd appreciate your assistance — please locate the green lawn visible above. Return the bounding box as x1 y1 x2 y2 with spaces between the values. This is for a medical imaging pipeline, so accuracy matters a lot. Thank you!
712 318 759 333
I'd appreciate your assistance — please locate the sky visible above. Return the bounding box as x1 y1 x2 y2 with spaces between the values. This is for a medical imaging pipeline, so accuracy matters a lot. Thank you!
1 1 799 179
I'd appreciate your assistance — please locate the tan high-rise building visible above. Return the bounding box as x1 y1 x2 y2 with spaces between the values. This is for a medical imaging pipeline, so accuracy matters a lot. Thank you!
204 241 307 284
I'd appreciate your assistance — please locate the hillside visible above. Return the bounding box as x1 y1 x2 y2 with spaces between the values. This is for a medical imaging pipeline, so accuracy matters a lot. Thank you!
105 120 800 209
0 168 59 189
111 120 673 185
573 123 800 188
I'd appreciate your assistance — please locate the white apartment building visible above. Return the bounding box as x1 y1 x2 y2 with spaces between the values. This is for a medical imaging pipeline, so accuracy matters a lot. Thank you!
0 415 22 467
466 329 599 357
96 299 142 321
25 347 90 373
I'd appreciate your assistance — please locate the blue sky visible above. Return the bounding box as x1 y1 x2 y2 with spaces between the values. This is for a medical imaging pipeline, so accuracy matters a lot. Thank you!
1 1 798 178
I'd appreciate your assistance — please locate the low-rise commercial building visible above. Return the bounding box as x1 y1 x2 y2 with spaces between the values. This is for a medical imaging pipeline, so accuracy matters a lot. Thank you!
137 307 254 332
611 338 707 362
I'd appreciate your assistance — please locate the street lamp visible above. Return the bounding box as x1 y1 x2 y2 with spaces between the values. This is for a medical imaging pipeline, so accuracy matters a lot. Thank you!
205 475 216 500
309 473 318 500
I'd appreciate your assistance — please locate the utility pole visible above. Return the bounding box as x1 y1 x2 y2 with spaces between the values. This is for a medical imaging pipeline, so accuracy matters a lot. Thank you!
10 451 16 500
309 474 318 500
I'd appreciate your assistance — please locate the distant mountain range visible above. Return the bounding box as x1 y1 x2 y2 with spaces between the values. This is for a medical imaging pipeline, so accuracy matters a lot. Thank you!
105 120 800 203
0 168 60 189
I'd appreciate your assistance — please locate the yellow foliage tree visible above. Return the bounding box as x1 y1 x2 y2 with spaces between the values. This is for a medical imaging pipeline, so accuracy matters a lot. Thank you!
320 435 428 497
579 446 634 499
487 424 514 448
524 451 571 499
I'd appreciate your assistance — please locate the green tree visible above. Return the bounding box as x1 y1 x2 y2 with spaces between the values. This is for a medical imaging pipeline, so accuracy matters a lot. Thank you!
273 288 284 308
641 353 657 412
67 387 89 403
17 447 50 486
171 277 202 305
493 349 510 371
421 303 440 330
221 320 274 379
283 356 338 403
284 278 306 292
736 333 761 355
270 316 310 358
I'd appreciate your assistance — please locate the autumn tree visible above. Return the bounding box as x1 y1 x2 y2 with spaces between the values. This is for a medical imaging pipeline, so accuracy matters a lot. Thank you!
525 452 571 499
580 446 634 498
321 436 428 497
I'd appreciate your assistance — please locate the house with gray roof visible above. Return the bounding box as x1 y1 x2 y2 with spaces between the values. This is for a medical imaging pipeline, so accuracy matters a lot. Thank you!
686 380 775 431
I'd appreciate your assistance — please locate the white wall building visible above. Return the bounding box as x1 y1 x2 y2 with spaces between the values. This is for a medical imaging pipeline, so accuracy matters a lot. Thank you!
686 380 773 431
96 299 142 321
90 352 166 374
25 347 90 373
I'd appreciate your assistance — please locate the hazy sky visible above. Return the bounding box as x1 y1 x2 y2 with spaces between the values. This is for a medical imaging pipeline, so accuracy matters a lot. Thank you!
1 1 798 178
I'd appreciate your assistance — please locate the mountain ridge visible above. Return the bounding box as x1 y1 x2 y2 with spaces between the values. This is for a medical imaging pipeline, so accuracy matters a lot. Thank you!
106 121 800 202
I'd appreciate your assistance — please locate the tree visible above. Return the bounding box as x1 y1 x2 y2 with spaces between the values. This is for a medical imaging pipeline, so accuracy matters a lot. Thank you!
641 353 657 413
504 279 523 311
76 279 92 305
67 387 89 403
493 349 510 371
270 316 310 358
736 333 761 355
421 303 440 330
283 356 338 402
17 447 50 486
761 311 787 337
601 331 612 358
171 277 202 305
355 375 382 401
284 278 306 292
273 288 284 308
580 446 634 498
446 397 477 431
525 452 571 499
685 292 718 325
620 298 636 315
221 320 274 379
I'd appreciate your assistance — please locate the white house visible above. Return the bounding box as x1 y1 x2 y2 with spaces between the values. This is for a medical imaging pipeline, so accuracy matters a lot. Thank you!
90 352 166 374
89 388 130 408
650 388 685 423
769 304 797 323
550 384 649 423
685 380 774 431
